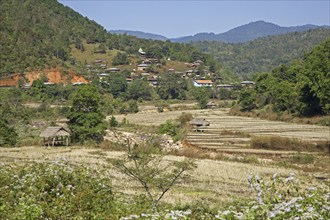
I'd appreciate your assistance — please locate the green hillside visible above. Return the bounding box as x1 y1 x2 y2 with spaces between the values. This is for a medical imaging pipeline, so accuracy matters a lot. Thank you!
192 28 330 76
0 0 108 75
0 0 215 77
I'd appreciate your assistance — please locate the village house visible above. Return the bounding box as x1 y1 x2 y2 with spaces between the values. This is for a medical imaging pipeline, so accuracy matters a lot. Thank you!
126 78 133 84
137 63 149 71
193 79 213 87
99 64 107 69
217 84 238 90
241 81 255 88
98 73 109 80
106 67 120 73
147 77 158 87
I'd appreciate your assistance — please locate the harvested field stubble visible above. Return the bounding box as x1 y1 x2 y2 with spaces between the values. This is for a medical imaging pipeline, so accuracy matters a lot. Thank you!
0 146 299 206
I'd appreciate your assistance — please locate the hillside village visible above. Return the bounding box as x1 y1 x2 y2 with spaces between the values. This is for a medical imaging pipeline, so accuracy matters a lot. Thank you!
0 46 255 93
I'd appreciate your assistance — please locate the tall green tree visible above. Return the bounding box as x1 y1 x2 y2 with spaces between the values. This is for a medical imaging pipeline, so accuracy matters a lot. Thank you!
128 79 153 100
67 85 106 143
192 87 211 109
102 73 128 98
0 108 18 147
299 40 330 114
112 52 129 66
157 73 188 100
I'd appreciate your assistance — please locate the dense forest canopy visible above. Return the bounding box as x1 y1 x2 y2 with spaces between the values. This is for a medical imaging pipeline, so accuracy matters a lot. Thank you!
239 39 330 117
192 29 330 76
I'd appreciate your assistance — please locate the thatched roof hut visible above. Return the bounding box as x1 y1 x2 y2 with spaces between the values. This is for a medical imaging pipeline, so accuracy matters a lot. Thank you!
190 118 210 132
40 126 70 146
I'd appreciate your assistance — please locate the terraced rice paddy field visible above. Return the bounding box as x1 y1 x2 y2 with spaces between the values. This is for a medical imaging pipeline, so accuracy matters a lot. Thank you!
115 108 330 153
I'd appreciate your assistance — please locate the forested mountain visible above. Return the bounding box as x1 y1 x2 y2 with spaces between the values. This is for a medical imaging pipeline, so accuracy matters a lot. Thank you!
192 28 330 76
109 30 168 41
171 21 329 43
0 0 213 76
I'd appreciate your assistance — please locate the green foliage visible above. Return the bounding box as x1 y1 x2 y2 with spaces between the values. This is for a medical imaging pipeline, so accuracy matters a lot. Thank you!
159 120 180 137
239 90 257 112
128 99 139 113
0 120 18 147
159 113 192 142
109 115 119 128
237 39 330 117
102 73 128 98
192 87 211 109
112 52 130 65
299 40 330 114
0 161 115 219
157 73 188 100
67 85 106 143
128 79 153 100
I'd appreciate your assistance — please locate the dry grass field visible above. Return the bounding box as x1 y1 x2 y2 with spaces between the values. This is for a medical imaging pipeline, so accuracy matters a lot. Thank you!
0 146 299 206
1 108 329 207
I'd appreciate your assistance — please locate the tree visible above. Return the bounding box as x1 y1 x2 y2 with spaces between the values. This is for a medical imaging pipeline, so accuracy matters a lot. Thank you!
0 120 18 147
67 85 106 143
102 73 128 98
112 142 196 209
109 115 118 128
112 52 129 66
157 73 188 100
239 90 257 112
192 87 211 109
128 79 153 100
299 40 330 114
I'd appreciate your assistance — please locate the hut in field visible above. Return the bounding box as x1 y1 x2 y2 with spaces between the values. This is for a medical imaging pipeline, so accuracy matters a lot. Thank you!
190 118 210 132
40 126 70 146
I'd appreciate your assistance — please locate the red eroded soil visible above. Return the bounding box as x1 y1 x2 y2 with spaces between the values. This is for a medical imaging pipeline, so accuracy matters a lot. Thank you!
0 69 89 87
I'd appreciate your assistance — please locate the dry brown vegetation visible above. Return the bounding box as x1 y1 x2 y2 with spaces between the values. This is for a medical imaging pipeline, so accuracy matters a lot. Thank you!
2 107 329 207
0 146 301 206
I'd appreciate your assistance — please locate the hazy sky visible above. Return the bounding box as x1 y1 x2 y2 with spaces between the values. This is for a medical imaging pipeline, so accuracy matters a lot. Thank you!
58 0 330 38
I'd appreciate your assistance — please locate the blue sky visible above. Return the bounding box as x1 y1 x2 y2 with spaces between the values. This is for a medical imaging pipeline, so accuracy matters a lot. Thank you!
58 0 330 38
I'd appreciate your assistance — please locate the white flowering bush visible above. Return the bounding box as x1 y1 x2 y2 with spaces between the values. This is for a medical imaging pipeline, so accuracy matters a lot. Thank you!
215 174 330 219
0 160 114 219
122 209 193 220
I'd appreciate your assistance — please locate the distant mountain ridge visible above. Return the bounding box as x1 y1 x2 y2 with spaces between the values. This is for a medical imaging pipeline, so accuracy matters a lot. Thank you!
110 21 329 43
109 30 168 41
171 21 329 43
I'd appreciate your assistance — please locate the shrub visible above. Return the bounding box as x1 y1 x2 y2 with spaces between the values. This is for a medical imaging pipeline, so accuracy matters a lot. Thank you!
159 120 180 137
0 120 18 147
215 174 330 219
109 115 119 127
0 161 115 219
